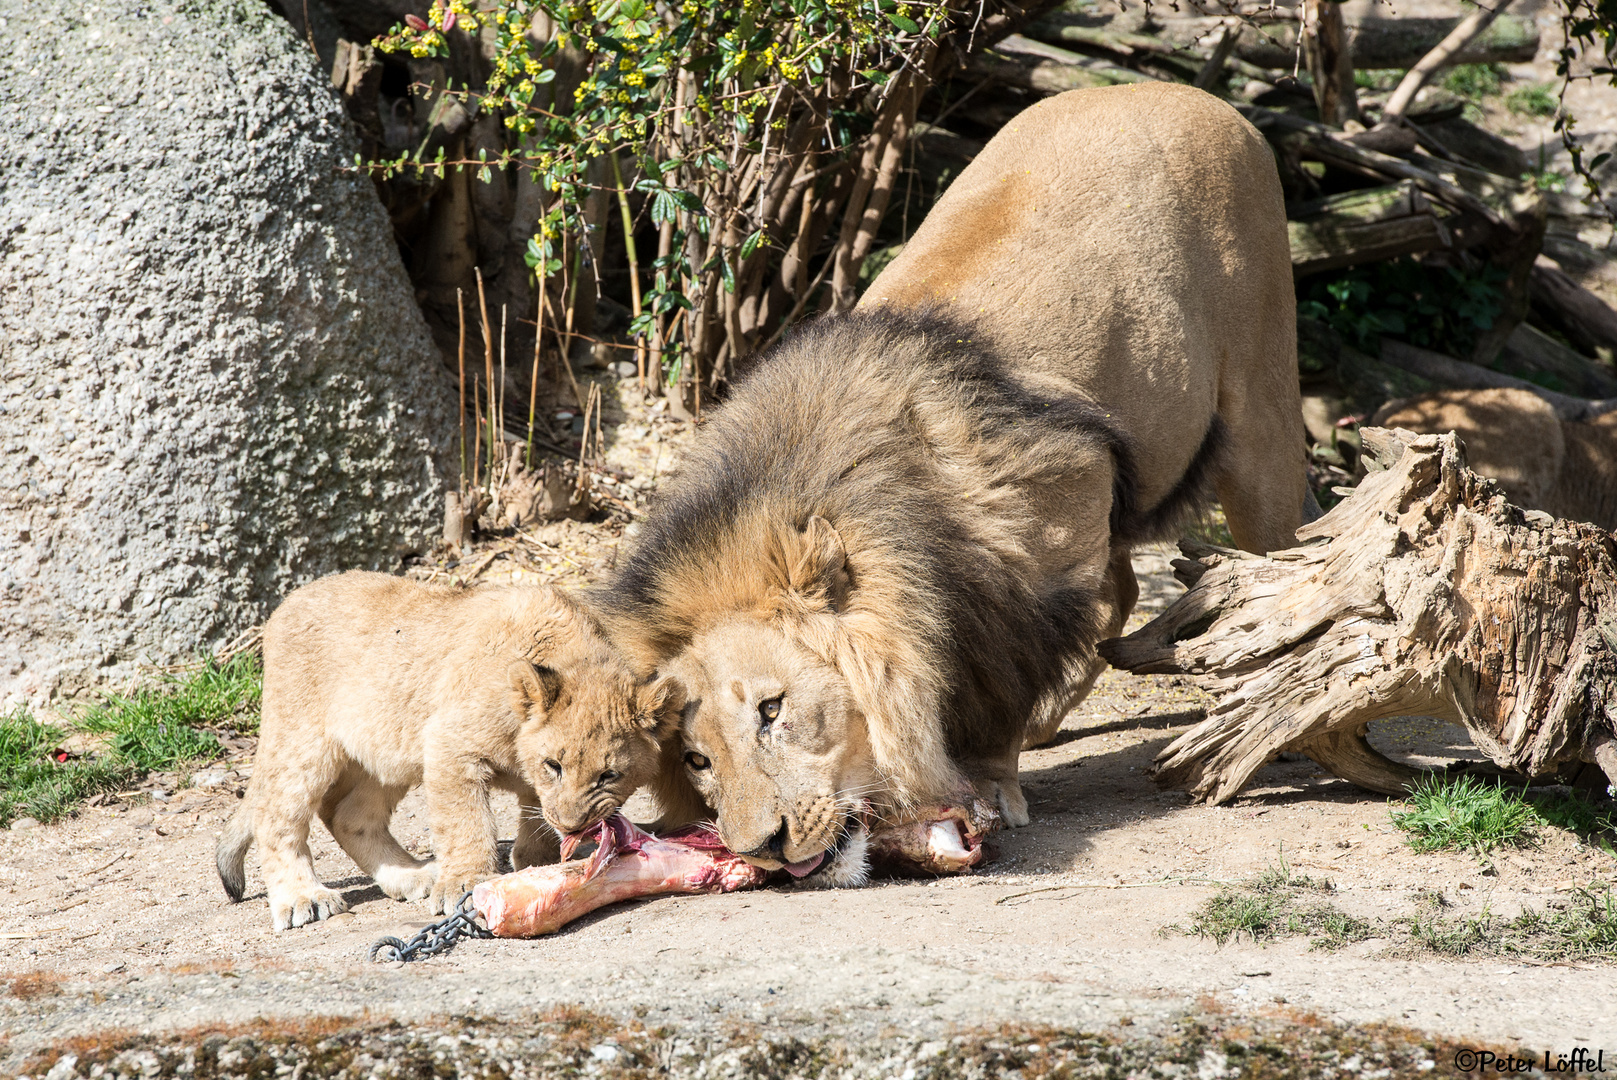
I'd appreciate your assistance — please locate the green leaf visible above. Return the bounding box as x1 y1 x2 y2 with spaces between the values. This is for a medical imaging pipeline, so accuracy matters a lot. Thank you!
535 68 556 84
888 13 919 33
740 228 764 258
1592 152 1613 169
652 190 679 223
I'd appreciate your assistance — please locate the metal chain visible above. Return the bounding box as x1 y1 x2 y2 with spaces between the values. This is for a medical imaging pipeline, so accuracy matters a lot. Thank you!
368 893 492 963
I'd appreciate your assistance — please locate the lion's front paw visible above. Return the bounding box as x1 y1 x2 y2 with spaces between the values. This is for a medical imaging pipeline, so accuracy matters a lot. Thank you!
427 868 492 916
269 886 348 931
985 779 1029 828
375 862 437 902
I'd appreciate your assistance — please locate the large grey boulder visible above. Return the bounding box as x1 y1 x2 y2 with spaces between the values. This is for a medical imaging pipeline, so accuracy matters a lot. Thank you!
0 0 456 705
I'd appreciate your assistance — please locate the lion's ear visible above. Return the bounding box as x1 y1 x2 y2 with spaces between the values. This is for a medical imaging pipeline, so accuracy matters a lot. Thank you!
509 661 565 718
638 673 686 738
790 515 850 610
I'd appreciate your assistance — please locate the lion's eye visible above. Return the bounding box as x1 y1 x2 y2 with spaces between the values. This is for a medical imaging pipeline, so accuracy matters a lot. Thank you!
598 769 620 786
684 751 710 771
759 697 782 726
543 759 562 779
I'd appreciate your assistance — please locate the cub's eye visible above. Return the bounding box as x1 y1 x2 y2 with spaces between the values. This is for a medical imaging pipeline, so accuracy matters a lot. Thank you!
543 759 562 779
759 697 782 725
597 769 621 786
684 751 710 771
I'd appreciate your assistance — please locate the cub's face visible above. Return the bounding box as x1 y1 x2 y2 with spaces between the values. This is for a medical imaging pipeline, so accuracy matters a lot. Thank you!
510 664 676 837
674 618 879 887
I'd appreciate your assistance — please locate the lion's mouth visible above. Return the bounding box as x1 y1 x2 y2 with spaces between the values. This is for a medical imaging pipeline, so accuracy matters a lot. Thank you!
786 818 862 880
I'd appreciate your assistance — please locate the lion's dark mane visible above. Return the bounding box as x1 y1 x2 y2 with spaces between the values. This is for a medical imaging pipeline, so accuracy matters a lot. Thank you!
603 307 1221 764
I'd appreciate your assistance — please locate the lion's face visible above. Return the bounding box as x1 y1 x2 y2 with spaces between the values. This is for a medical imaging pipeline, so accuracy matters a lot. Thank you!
674 618 878 887
511 664 675 838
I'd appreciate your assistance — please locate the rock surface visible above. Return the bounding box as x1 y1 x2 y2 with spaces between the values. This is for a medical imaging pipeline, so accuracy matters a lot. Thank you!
0 0 455 704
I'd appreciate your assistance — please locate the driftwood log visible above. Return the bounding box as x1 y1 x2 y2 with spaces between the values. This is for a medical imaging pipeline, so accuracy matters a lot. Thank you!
1099 429 1617 804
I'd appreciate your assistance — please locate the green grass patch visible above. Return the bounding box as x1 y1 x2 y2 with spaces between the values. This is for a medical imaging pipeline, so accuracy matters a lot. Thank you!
1506 83 1559 117
0 655 260 827
1352 68 1403 91
1174 864 1617 962
1391 774 1617 858
0 709 129 828
1530 789 1617 855
1174 859 1375 950
1390 773 1539 855
1400 887 1617 962
1444 63 1506 100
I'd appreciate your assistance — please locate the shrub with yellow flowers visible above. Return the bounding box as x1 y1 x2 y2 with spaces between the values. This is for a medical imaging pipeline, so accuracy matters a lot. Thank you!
366 0 970 392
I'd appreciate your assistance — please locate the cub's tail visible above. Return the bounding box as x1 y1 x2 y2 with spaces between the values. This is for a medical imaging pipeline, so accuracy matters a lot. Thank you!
215 802 254 902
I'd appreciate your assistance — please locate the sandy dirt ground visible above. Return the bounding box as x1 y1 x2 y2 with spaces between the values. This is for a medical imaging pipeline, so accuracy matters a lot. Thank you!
3 533 1614 1073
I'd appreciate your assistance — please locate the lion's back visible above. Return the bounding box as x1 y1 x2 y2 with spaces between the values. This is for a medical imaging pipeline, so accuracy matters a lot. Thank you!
865 83 1295 505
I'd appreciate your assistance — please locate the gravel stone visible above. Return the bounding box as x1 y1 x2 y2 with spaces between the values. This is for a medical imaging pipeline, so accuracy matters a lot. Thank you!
0 0 455 705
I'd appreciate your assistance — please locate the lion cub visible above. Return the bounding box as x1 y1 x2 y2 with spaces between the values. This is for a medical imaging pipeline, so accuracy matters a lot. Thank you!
216 571 676 930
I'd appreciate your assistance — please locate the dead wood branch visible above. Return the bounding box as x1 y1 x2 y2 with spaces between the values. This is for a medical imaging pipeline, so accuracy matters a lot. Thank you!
1384 0 1516 123
1191 25 1240 90
1100 429 1617 804
1301 0 1358 127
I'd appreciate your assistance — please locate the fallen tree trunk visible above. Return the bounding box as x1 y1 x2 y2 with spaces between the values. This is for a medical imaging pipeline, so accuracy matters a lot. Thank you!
1495 323 1617 399
1288 181 1453 276
1380 339 1617 421
1531 257 1617 362
1099 429 1617 804
966 35 1151 92
1150 13 1539 71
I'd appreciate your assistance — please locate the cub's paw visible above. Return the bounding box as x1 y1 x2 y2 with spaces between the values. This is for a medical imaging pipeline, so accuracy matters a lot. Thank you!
427 868 492 916
375 862 437 902
512 831 561 870
269 886 348 931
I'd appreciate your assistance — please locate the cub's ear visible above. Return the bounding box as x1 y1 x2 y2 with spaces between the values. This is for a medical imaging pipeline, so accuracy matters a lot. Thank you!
508 661 565 717
789 514 850 610
638 673 687 738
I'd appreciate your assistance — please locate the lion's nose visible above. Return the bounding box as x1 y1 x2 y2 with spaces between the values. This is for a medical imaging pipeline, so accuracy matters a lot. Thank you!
737 817 789 862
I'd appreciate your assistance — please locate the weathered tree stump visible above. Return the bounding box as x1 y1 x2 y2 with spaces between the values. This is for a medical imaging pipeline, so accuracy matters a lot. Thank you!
1099 428 1617 804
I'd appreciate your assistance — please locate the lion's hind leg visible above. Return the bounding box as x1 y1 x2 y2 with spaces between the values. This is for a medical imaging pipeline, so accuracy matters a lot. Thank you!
323 769 437 902
254 746 350 931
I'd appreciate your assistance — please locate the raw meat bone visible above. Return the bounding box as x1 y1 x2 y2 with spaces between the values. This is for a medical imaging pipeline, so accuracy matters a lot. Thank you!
867 799 1000 873
472 817 769 938
471 802 1001 938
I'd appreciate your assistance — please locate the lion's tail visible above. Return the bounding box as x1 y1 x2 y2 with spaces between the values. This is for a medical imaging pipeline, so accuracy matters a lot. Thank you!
215 801 254 902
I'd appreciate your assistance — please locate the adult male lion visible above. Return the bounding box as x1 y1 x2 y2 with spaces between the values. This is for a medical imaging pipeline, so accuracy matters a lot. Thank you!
602 84 1309 885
